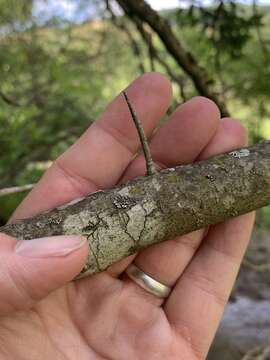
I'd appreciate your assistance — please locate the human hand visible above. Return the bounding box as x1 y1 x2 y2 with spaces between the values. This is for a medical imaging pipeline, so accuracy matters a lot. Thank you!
0 73 254 359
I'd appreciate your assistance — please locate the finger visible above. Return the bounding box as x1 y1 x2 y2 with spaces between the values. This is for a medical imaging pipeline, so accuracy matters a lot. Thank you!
11 72 172 220
0 233 88 316
121 117 245 290
164 213 255 359
198 117 247 160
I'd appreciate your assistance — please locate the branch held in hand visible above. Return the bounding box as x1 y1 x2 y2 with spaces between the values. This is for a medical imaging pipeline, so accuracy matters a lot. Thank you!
1 141 270 279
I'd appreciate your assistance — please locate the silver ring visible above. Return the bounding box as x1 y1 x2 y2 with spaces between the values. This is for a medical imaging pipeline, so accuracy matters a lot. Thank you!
125 264 171 299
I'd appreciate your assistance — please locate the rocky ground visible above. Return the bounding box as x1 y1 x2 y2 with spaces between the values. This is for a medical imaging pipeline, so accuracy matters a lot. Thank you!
208 227 270 359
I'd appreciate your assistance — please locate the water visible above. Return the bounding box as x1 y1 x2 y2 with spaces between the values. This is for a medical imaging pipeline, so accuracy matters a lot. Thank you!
208 296 270 359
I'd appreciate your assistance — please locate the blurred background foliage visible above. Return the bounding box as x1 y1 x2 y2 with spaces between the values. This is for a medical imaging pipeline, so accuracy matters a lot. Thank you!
0 0 270 224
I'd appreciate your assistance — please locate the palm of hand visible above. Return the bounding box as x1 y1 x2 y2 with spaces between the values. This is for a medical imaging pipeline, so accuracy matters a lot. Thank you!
1 275 187 360
0 74 254 360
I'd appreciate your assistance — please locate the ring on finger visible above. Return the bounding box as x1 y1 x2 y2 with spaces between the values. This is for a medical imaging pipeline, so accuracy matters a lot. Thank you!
125 264 171 299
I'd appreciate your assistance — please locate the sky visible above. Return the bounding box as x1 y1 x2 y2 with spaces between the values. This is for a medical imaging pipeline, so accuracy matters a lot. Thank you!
150 0 187 9
33 0 270 24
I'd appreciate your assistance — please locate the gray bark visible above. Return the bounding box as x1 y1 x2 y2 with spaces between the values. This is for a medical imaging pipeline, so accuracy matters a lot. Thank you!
1 141 270 279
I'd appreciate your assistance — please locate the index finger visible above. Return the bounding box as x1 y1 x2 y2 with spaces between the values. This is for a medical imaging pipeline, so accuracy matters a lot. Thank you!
11 73 172 220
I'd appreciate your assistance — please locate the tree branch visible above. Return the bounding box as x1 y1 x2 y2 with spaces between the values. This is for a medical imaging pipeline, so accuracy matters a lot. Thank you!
0 90 21 107
116 0 229 116
0 184 34 197
105 0 146 74
128 15 188 101
1 141 270 279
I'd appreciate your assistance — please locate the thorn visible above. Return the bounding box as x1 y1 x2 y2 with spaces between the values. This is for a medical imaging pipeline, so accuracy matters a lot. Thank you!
123 91 157 176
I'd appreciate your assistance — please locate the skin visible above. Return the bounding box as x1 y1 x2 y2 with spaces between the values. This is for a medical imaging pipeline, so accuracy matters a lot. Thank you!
0 73 254 360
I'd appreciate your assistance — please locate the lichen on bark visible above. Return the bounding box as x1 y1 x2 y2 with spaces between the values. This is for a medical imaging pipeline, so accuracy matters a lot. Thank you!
1 141 270 279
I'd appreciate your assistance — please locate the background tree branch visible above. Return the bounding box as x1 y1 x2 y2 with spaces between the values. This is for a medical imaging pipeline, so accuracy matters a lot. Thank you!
115 0 229 116
0 184 34 197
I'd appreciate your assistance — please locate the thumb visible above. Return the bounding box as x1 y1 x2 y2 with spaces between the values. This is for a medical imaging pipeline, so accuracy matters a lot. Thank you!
0 233 88 315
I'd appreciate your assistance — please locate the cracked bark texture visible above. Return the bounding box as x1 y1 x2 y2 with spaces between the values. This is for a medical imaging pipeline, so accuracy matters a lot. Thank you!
1 141 270 279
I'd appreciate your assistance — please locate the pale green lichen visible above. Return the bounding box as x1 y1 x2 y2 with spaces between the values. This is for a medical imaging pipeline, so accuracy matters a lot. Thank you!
126 204 146 242
142 199 156 214
63 211 94 235
229 149 250 158
223 195 236 210
118 187 132 197
151 178 162 191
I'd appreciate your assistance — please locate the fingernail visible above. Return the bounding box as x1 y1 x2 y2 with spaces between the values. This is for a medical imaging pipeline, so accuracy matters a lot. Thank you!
15 236 87 258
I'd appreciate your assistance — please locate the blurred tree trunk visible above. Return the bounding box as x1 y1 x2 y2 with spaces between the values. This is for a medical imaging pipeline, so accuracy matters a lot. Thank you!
115 0 229 116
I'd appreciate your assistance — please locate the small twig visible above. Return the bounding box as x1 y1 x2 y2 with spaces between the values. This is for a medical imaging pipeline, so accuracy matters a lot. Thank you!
127 16 188 101
0 90 21 107
147 32 156 72
0 184 34 197
123 91 156 176
105 1 145 74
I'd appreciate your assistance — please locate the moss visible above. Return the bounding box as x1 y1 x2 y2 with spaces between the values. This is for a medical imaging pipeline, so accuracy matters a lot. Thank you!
214 156 228 166
166 173 179 183
129 185 144 195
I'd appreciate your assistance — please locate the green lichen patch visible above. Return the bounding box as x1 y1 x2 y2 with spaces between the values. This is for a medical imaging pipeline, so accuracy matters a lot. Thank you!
129 185 144 195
